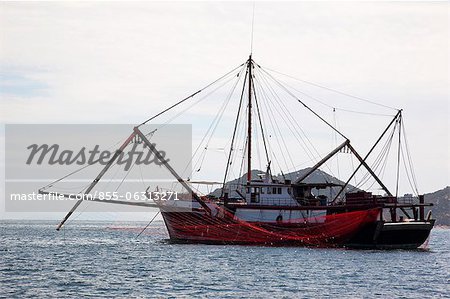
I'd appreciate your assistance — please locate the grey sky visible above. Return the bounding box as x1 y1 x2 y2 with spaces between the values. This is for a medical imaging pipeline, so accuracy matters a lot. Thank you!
0 1 448 220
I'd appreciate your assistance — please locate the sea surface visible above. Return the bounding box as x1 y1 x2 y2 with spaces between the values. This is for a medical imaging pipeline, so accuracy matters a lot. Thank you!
0 220 449 298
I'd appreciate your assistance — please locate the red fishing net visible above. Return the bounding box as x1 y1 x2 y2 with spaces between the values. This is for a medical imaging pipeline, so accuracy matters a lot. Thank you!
161 205 380 247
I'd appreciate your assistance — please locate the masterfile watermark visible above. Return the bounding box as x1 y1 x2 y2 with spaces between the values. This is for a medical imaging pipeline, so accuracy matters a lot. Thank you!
9 191 179 201
26 142 169 171
4 124 192 212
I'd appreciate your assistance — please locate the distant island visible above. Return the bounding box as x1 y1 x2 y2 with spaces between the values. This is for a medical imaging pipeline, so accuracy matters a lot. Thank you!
425 186 450 226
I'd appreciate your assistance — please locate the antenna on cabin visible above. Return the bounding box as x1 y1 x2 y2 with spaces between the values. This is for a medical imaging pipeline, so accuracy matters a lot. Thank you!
250 2 255 54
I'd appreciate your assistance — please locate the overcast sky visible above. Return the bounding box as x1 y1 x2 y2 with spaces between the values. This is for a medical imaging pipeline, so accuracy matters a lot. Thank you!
0 1 448 220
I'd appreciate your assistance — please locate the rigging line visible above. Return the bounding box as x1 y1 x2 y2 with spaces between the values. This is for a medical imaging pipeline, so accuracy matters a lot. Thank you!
222 81 247 152
190 65 246 179
136 211 160 239
262 78 320 164
401 119 420 194
162 65 246 190
39 163 91 191
254 114 262 171
350 154 357 186
359 129 395 192
189 75 246 174
228 96 249 182
157 66 245 131
255 67 330 163
256 68 338 180
256 78 297 173
352 123 397 191
333 107 394 117
104 131 156 193
222 69 248 195
39 136 127 191
333 109 341 179
197 66 245 157
361 139 393 192
333 111 401 201
138 164 147 189
267 74 395 117
232 105 247 188
251 77 279 172
282 151 339 173
258 65 348 140
356 129 394 186
254 75 293 172
400 141 418 196
254 71 299 164
252 76 271 169
260 65 398 111
237 130 249 188
250 2 255 54
138 62 246 127
353 124 395 188
395 116 402 197
114 146 139 193
253 76 292 176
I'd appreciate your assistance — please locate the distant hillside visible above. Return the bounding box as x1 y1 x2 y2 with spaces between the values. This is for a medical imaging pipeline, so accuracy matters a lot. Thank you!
425 186 450 226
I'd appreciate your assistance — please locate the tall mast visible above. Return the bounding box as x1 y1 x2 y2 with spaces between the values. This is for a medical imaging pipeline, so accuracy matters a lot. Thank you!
247 55 253 183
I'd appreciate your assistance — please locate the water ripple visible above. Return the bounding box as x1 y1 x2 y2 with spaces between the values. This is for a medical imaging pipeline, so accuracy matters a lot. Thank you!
0 220 449 298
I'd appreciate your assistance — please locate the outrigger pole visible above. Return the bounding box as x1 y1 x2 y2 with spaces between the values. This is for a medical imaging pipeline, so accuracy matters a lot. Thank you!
54 131 137 231
296 110 402 201
296 140 350 183
133 127 211 214
332 110 402 201
52 125 213 231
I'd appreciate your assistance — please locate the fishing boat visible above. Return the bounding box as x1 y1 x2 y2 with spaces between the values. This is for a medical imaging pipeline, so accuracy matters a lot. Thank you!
41 55 434 249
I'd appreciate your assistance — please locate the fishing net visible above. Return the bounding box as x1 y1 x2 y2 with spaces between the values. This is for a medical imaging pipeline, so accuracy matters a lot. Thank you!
161 204 380 247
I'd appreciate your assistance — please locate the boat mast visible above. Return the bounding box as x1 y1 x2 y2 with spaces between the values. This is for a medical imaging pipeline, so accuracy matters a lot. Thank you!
247 55 253 183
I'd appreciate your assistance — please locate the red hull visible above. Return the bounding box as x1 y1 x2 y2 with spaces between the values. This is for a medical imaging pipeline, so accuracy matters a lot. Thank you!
160 206 380 247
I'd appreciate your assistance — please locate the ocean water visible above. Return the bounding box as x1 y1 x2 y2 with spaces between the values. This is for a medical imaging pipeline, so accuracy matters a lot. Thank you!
0 220 449 298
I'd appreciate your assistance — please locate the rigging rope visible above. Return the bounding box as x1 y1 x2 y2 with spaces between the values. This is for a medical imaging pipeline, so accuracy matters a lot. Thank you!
136 211 160 239
255 67 338 180
138 62 245 126
258 65 348 140
260 65 398 111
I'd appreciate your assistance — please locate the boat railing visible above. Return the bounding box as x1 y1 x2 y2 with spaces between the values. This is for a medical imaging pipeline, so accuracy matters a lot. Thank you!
259 198 299 206
396 195 417 205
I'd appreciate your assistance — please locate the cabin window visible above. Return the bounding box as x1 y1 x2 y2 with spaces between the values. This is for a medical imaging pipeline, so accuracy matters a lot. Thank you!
261 188 265 194
273 187 277 194
287 188 291 195
246 187 250 194
278 187 282 194
267 188 272 194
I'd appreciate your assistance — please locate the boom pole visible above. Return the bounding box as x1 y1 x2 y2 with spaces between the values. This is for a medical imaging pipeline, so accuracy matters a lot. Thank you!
333 110 402 201
54 131 137 230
